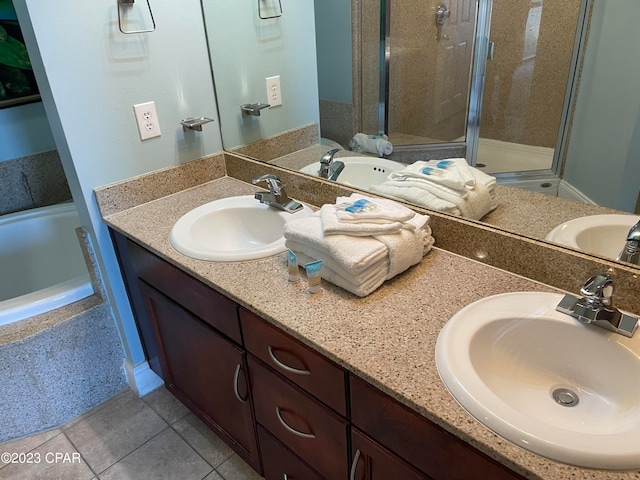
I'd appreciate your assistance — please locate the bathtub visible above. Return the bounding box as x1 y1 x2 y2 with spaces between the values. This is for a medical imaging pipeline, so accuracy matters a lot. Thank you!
0 203 93 326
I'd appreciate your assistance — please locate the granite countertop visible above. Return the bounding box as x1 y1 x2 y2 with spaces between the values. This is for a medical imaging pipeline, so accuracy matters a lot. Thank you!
101 176 640 480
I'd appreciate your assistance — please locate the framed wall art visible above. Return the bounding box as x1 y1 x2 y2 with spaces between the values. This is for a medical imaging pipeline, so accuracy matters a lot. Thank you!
0 0 39 109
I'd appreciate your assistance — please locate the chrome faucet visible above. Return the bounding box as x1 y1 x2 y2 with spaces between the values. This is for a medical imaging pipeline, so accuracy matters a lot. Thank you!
252 174 303 213
318 148 345 181
555 272 639 337
617 219 640 265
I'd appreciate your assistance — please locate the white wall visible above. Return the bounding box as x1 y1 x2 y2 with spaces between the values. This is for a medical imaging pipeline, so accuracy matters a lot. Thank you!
203 0 319 149
0 102 56 161
563 0 640 212
13 0 224 378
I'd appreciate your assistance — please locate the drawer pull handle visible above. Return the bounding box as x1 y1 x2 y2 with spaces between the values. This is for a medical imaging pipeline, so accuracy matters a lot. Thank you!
233 364 248 403
350 449 362 480
275 406 316 439
268 346 311 376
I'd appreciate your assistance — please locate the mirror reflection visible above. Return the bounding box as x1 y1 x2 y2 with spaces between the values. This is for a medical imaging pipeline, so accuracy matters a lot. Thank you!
202 0 640 268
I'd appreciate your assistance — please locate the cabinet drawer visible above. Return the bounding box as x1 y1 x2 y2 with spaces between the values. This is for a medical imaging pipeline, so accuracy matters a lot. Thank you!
249 356 349 480
351 427 430 480
350 376 525 480
125 238 242 344
258 426 323 480
240 308 347 416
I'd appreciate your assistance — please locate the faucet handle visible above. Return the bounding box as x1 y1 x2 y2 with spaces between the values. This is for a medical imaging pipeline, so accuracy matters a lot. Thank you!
320 148 342 165
580 273 614 307
252 174 283 194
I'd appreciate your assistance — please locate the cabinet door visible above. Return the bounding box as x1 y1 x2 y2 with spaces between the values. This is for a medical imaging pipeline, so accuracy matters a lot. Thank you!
351 428 431 480
139 281 260 473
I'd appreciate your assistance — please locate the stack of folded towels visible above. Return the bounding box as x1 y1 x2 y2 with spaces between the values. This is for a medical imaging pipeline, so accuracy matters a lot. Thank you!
369 158 498 220
284 193 435 297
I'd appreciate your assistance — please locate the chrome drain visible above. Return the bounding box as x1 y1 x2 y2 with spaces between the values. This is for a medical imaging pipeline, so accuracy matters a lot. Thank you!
552 388 580 407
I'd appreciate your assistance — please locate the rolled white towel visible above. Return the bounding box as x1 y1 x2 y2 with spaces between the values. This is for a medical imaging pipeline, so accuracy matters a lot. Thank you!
283 215 388 275
352 133 393 157
335 193 416 224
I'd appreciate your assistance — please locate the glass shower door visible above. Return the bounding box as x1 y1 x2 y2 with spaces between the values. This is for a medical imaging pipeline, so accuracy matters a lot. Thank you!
476 0 583 174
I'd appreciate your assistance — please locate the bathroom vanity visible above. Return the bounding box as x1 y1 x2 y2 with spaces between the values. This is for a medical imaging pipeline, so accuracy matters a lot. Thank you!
99 171 639 480
111 231 524 479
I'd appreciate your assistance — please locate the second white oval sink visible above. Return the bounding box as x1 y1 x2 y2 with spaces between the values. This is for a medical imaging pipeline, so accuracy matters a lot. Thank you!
436 291 640 470
545 214 640 260
169 195 313 261
300 156 404 190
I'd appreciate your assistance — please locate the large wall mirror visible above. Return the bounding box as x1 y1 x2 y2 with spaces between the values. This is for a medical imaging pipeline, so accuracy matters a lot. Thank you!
202 0 640 270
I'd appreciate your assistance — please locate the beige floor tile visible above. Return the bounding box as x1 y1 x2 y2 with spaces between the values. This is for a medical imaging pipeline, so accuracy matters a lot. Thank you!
204 471 225 480
98 428 212 480
0 428 61 468
0 433 93 480
64 390 166 474
172 413 234 468
142 386 189 425
216 454 264 480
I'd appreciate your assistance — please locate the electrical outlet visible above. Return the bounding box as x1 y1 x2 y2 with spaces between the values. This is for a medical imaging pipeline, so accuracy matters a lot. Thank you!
265 75 282 107
133 101 161 140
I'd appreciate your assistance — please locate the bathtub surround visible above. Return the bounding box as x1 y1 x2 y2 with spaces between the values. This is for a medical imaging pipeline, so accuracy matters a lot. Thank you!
0 150 71 216
0 222 127 443
0 300 128 443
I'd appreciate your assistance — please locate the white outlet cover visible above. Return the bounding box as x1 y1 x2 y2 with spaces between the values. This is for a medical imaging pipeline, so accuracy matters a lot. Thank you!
133 101 161 140
265 76 282 107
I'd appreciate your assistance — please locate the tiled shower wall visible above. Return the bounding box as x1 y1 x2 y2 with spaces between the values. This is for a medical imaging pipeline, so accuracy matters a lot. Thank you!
359 0 582 148
0 150 72 216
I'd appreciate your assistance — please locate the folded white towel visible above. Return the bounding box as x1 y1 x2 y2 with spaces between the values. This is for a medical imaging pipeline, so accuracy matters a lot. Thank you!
374 226 427 279
352 133 393 157
389 159 472 191
283 215 388 275
286 240 388 285
370 182 462 216
294 251 388 297
320 205 404 236
334 193 416 224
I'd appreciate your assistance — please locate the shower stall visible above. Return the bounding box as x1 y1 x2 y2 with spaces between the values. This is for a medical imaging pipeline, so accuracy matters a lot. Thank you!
358 0 584 184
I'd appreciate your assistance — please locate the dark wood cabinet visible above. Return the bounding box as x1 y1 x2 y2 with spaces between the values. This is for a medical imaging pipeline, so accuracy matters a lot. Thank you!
248 354 349 480
350 376 524 480
110 229 526 480
110 232 260 473
139 281 258 470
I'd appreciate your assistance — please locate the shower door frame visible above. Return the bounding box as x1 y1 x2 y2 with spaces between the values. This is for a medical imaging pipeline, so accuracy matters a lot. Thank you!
374 0 591 182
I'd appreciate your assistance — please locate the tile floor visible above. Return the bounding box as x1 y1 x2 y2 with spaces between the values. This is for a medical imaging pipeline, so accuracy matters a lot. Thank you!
0 387 265 480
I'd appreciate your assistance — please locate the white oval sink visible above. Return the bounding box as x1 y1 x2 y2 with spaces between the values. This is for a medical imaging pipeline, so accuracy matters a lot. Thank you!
300 156 404 190
545 214 640 260
169 195 313 261
436 291 640 470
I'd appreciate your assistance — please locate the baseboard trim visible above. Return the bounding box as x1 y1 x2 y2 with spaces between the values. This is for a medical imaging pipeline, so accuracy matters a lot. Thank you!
124 358 164 397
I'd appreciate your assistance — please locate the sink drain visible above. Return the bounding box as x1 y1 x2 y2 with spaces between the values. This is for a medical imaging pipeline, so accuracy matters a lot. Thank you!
552 388 580 407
